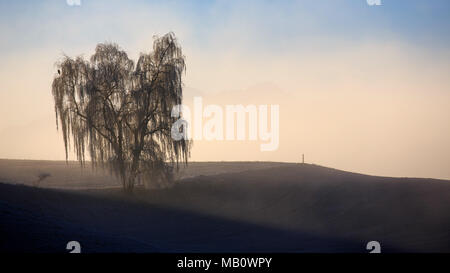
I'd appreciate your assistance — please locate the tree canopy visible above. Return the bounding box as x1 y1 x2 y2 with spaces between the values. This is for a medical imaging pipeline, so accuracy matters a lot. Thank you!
52 32 191 191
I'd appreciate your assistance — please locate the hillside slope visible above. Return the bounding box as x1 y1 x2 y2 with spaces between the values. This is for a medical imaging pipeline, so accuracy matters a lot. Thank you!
1 163 449 252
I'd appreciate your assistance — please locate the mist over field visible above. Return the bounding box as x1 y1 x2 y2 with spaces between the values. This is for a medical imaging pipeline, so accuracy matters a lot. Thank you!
1 0 450 254
1 160 449 253
1 0 450 179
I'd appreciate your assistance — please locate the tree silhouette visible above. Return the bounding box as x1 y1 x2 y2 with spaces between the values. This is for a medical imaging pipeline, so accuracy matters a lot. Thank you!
52 32 191 191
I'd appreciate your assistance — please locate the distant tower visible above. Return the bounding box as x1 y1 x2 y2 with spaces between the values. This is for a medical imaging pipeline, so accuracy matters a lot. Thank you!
302 154 304 164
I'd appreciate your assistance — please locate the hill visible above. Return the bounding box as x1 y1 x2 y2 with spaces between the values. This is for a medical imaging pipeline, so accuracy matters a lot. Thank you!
1 161 449 252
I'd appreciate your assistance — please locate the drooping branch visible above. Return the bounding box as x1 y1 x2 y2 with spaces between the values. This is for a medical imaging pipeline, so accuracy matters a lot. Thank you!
52 32 191 191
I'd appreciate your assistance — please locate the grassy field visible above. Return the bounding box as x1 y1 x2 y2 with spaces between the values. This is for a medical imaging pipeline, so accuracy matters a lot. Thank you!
1 160 449 252
0 159 288 189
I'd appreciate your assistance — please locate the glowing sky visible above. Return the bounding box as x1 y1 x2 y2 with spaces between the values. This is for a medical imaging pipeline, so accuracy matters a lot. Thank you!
1 0 449 179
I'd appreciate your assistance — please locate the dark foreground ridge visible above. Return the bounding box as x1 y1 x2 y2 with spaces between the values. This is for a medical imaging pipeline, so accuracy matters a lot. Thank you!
1 163 449 253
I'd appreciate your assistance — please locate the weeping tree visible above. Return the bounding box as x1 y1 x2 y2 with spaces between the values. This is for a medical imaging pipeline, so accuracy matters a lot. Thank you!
52 32 191 191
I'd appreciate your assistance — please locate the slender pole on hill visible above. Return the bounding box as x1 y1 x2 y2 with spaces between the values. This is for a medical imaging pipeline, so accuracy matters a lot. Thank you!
302 154 304 164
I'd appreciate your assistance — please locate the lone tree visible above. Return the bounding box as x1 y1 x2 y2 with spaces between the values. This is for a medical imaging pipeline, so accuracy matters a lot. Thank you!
52 32 191 191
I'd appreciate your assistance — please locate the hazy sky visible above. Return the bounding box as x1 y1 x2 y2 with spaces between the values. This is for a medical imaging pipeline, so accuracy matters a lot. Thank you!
1 0 450 179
